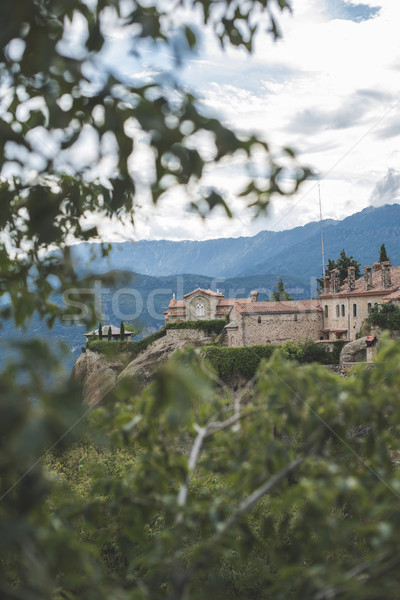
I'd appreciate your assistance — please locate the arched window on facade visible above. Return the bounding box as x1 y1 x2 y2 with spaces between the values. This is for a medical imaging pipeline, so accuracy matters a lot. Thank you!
367 302 372 314
324 305 328 318
341 304 345 317
336 305 340 317
353 303 357 317
257 316 261 324
195 303 205 317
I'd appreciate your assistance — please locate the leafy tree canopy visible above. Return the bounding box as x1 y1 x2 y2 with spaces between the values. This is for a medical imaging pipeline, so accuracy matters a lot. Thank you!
367 301 400 331
317 249 361 291
0 0 311 329
4 337 400 599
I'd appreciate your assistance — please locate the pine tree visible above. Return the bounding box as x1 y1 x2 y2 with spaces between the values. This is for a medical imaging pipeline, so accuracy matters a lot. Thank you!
98 322 103 340
107 326 112 341
316 249 361 291
271 277 293 301
120 320 125 341
379 243 390 263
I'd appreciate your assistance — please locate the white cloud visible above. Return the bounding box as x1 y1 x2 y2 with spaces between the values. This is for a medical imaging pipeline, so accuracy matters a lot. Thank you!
76 0 400 241
369 169 400 207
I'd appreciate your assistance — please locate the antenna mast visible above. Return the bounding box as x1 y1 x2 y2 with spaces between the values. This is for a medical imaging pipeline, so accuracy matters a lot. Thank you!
318 180 326 278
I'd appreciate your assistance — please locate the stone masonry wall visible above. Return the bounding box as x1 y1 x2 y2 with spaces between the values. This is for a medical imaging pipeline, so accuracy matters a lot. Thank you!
166 329 209 342
242 312 322 346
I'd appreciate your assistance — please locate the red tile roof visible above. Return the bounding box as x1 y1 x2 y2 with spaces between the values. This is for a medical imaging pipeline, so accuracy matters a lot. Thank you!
233 299 321 314
168 299 185 308
383 289 400 302
183 288 224 299
217 298 248 306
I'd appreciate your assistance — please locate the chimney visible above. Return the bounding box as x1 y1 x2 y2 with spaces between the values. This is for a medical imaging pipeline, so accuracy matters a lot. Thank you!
347 266 356 292
323 276 330 294
382 261 392 289
250 289 259 303
364 266 372 290
330 269 341 294
372 262 381 272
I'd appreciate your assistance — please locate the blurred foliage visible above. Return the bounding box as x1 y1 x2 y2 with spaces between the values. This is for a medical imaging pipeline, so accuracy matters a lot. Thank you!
0 0 311 328
3 339 400 598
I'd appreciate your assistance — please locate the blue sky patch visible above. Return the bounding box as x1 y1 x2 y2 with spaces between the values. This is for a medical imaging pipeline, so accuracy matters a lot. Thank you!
325 0 381 22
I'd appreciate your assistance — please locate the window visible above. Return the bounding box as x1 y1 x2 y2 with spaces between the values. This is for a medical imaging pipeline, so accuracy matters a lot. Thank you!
195 303 205 317
341 304 345 317
353 303 357 317
368 302 372 314
336 305 340 317
257 316 261 324
294 314 298 321
324 305 328 317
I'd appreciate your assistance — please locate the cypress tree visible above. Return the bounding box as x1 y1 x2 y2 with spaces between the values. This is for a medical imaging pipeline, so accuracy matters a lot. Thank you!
98 322 103 340
108 326 112 341
120 320 125 341
271 277 293 301
379 243 390 263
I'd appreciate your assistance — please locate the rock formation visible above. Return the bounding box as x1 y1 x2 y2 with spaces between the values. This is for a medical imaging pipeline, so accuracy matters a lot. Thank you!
71 335 213 405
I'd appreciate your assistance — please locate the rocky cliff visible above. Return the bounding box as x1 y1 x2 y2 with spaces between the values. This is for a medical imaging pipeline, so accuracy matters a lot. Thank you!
71 334 213 405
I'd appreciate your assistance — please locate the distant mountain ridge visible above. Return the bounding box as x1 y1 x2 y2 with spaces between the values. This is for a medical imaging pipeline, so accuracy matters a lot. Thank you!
71 205 400 279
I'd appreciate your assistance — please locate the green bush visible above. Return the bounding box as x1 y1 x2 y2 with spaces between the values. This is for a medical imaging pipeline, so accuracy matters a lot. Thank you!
166 319 227 335
366 301 400 331
202 345 276 381
203 339 344 382
87 327 167 358
281 338 342 365
329 340 347 363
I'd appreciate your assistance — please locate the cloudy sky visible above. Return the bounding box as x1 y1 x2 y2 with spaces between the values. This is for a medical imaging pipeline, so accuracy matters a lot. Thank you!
98 0 400 241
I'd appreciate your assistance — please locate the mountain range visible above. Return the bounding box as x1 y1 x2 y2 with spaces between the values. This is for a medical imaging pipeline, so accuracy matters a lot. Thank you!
71 204 400 279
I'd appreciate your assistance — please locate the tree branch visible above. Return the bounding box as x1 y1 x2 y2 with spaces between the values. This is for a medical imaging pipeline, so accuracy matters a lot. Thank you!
213 455 304 545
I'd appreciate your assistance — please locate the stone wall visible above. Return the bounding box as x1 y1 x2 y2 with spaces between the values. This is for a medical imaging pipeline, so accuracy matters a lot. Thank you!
227 308 322 347
165 329 210 341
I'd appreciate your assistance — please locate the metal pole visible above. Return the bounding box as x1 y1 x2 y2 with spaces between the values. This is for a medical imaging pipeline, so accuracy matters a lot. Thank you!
318 180 326 278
